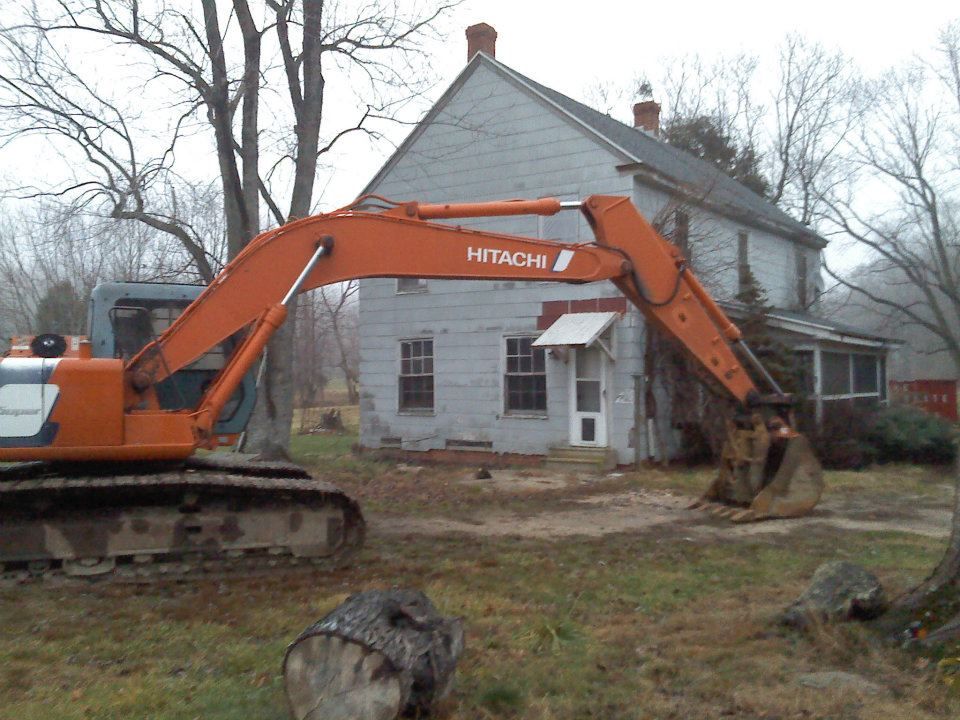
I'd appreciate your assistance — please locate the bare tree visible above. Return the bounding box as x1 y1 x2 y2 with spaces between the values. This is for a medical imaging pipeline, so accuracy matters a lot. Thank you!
657 52 764 162
319 280 360 403
0 0 458 457
824 42 960 376
821 21 960 641
769 35 863 224
0 199 197 349
292 290 329 408
291 281 359 414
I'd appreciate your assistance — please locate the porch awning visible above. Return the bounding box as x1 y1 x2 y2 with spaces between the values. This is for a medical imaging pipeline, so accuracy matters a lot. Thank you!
532 311 619 348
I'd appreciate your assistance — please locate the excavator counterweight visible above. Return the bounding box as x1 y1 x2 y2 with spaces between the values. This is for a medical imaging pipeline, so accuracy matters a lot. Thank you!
0 194 822 581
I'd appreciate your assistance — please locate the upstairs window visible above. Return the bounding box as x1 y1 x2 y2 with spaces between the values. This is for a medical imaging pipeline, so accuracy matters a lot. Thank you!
737 231 751 296
504 336 547 414
399 339 434 411
397 278 428 294
796 248 809 309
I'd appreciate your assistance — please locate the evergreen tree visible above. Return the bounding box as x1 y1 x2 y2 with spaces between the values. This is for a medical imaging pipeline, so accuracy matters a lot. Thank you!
735 269 801 394
34 280 86 335
663 115 770 197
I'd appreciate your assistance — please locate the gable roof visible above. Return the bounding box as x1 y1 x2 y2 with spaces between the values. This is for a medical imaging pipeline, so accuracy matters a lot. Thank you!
363 53 826 248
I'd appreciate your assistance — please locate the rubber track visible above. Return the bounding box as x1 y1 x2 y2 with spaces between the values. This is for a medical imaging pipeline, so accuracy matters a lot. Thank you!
0 456 365 585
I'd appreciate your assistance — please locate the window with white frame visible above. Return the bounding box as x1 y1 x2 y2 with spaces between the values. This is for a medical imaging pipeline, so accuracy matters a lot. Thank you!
794 350 815 394
504 336 547 414
820 351 885 407
399 339 434 411
396 277 428 294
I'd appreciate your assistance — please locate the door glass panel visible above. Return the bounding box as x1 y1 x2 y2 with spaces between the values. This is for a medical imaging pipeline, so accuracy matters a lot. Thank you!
577 380 601 412
581 418 596 442
576 348 602 379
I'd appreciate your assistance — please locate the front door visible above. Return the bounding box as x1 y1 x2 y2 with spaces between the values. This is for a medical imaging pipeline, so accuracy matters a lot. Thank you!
569 346 607 446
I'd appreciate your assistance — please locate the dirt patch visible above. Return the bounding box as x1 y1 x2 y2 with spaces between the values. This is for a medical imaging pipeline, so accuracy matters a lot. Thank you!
374 487 700 539
373 478 954 541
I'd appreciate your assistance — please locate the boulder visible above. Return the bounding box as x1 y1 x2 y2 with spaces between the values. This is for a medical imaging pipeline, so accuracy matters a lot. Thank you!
782 561 887 629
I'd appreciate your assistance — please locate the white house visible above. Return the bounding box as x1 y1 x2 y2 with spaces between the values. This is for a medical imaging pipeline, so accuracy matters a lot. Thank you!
356 25 894 467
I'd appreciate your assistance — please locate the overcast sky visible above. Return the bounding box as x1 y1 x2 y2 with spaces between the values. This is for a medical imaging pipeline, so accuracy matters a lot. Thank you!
441 0 957 78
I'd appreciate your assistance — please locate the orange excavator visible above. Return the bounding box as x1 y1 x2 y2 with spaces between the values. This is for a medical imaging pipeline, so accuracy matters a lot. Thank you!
0 195 822 580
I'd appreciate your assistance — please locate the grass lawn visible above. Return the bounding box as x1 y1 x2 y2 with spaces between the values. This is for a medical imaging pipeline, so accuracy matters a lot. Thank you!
1 416 959 719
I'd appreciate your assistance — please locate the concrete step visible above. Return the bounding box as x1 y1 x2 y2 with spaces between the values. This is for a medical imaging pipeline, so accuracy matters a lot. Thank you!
545 446 617 473
548 446 610 459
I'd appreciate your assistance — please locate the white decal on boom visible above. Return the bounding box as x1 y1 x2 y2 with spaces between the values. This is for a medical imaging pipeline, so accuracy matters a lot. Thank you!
551 249 575 272
465 247 578 272
466 247 549 269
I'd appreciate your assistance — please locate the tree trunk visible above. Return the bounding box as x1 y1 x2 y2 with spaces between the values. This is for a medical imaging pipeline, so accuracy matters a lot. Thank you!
241 315 298 460
899 449 960 610
283 589 465 720
877 446 960 646
239 0 324 459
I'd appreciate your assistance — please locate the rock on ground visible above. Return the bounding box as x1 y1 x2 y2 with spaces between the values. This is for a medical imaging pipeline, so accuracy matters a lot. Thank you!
782 560 887 629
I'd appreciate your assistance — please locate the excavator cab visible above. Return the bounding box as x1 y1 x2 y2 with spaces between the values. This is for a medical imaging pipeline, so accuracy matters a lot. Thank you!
90 283 257 439
3 283 256 447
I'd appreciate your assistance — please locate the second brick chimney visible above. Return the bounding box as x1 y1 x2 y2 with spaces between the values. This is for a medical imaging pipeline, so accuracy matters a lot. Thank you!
466 23 497 60
633 100 661 136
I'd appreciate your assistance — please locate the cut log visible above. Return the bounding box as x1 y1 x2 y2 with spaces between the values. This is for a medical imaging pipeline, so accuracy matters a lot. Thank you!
283 589 464 720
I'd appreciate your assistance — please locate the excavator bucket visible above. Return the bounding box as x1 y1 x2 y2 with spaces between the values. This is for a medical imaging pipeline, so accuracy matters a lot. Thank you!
691 415 823 522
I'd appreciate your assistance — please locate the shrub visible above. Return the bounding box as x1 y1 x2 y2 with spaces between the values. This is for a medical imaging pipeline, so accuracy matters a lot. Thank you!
810 401 877 470
866 404 957 465
813 436 878 470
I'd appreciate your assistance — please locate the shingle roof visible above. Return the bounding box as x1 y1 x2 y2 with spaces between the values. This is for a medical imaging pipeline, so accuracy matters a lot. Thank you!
490 57 825 247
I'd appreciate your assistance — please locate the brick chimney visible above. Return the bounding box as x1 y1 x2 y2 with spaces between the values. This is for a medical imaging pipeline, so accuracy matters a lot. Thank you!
633 100 661 136
466 23 497 60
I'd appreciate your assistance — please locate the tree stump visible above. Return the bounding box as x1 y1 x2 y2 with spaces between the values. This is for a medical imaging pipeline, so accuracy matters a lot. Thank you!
318 408 345 432
283 589 465 720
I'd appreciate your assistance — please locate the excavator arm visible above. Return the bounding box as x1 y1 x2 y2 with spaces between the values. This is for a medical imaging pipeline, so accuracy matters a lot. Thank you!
0 194 822 522
126 195 759 422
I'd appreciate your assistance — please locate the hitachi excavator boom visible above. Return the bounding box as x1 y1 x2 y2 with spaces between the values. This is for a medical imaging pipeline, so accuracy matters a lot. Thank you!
0 194 821 581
